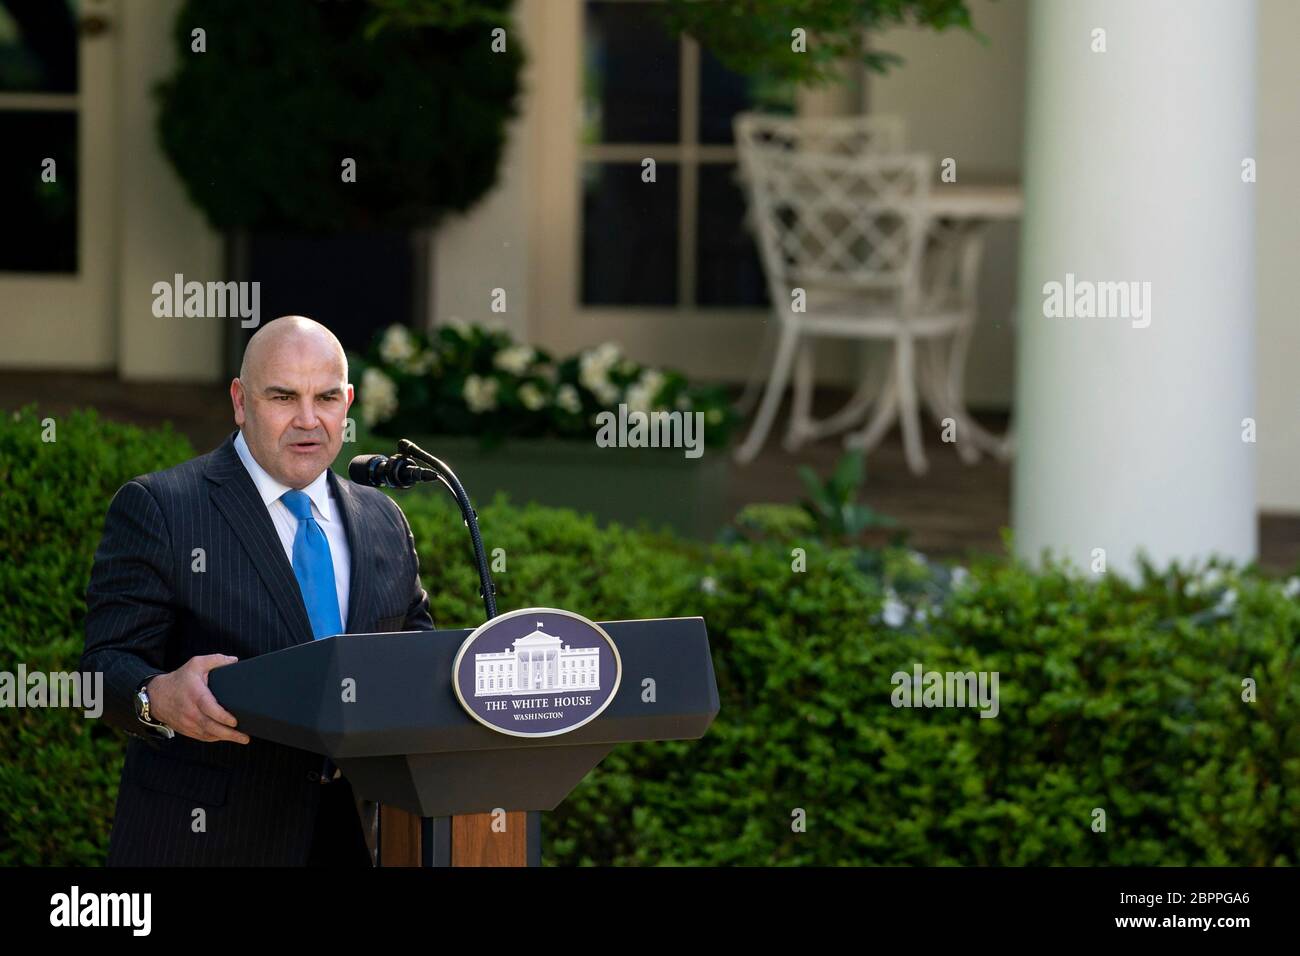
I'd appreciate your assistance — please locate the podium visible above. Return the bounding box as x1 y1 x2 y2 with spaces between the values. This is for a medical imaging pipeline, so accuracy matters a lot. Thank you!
208 614 719 866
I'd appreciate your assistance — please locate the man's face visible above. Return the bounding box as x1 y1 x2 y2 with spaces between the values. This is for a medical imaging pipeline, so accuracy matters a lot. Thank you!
231 335 354 489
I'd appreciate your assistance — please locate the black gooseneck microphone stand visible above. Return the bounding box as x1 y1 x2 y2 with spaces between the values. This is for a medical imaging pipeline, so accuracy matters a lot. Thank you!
367 439 521 865
395 438 498 622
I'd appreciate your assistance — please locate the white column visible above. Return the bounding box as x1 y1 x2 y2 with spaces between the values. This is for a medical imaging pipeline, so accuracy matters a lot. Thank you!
1012 0 1256 576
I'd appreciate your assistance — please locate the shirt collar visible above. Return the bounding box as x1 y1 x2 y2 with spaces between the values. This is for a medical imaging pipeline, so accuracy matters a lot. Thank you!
233 430 335 523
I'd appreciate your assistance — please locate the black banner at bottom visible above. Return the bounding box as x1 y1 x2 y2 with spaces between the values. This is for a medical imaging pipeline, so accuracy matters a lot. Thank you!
1 865 1287 941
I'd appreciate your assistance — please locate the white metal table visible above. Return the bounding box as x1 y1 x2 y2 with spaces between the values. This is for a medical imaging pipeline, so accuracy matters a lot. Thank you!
838 183 1024 471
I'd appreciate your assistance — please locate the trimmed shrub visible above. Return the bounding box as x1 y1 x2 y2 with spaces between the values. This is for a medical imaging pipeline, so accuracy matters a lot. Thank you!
155 0 523 234
0 408 195 865
419 505 1300 865
2 409 1298 865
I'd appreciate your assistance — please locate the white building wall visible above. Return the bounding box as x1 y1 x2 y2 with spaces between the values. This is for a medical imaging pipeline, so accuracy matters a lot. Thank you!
45 0 1300 512
1254 0 1300 512
116 0 223 382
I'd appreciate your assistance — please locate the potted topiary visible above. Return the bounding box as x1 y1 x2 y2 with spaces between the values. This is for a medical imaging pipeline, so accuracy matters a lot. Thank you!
339 322 738 538
155 0 523 369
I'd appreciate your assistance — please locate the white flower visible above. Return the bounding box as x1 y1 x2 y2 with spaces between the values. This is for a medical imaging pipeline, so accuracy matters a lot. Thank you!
881 589 908 628
378 325 416 365
359 367 398 426
914 607 929 624
441 316 473 343
557 384 582 414
1284 577 1300 600
404 350 439 375
950 566 970 589
1184 567 1223 598
463 374 499 413
625 369 666 414
1215 588 1238 615
493 345 535 376
518 382 546 411
700 576 718 595
579 342 622 405
583 341 620 368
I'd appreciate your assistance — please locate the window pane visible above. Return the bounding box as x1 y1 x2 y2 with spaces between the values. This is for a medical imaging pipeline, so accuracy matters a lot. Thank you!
583 1 679 144
581 161 678 306
698 48 794 145
0 111 77 272
696 163 766 307
0 0 78 93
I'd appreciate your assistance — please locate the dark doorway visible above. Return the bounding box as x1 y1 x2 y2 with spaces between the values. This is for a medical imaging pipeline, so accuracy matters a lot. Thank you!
224 230 426 376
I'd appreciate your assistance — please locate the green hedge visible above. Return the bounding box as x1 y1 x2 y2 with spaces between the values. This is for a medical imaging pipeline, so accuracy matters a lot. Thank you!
459 514 1300 865
0 408 196 865
2 408 1298 865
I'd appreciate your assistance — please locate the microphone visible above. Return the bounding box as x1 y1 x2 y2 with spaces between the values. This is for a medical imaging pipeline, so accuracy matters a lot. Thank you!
348 453 440 490
354 439 498 620
351 439 502 862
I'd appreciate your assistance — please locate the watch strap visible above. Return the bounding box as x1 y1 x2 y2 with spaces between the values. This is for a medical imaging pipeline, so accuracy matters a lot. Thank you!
135 676 174 738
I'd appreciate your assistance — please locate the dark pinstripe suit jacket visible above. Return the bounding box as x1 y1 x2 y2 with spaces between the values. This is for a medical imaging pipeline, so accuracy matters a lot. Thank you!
81 432 434 866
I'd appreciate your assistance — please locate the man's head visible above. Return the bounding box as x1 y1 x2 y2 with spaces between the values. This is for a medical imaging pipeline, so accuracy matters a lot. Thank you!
231 315 354 489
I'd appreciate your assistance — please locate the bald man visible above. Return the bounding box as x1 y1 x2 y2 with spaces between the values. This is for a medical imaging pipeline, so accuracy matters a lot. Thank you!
81 316 434 866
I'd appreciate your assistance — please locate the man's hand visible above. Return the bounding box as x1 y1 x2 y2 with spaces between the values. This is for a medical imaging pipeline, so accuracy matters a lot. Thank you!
145 654 250 744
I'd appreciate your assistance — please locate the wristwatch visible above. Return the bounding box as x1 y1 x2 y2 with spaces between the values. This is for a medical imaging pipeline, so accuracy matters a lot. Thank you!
133 676 175 738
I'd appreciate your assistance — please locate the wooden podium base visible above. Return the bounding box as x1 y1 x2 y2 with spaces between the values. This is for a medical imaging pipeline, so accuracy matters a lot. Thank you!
377 805 537 866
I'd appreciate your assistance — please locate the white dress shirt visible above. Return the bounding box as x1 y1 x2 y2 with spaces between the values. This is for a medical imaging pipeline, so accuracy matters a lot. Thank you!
234 430 351 627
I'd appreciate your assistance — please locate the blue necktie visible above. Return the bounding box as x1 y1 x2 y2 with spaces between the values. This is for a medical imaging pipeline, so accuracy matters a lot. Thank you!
281 490 343 640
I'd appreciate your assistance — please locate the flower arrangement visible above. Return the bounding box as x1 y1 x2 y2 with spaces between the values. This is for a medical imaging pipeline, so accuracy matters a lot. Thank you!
350 321 738 447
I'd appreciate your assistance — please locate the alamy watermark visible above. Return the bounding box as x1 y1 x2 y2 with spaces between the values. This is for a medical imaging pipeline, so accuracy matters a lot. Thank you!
891 664 999 718
595 403 705 459
1042 272 1151 329
0 665 102 718
152 273 261 327
50 886 151 936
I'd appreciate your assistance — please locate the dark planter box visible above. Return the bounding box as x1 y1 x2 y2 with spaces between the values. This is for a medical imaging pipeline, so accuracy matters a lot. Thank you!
341 429 732 539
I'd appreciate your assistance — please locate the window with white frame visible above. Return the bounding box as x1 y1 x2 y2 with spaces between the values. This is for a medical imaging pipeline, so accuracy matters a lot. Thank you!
580 0 793 309
0 0 79 273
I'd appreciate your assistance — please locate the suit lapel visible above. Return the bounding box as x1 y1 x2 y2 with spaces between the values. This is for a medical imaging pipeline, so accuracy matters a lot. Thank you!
329 470 375 634
205 433 315 647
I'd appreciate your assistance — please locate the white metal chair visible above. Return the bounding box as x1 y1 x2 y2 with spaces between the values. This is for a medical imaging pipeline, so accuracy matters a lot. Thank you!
734 110 906 159
732 143 973 474
733 112 908 418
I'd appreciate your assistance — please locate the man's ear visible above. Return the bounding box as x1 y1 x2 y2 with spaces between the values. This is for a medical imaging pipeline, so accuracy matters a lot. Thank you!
344 383 355 412
231 378 247 427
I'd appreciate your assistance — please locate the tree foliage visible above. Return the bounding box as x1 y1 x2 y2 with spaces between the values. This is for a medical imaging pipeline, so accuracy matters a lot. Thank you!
663 0 981 86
